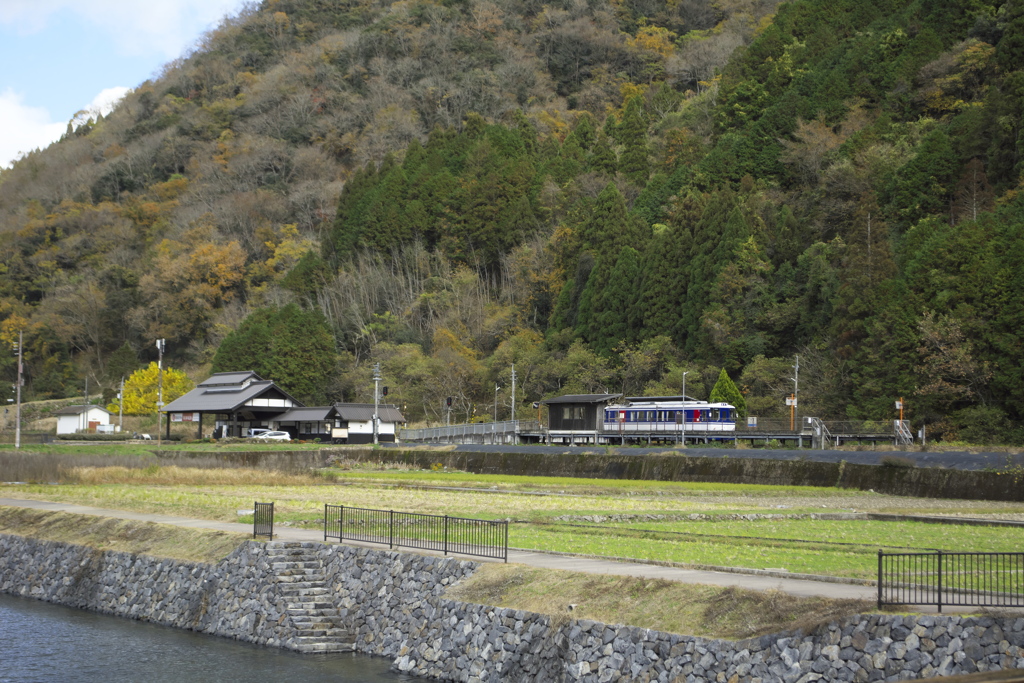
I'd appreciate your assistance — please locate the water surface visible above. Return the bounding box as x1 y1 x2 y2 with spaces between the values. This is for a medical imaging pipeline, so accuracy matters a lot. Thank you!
0 593 417 682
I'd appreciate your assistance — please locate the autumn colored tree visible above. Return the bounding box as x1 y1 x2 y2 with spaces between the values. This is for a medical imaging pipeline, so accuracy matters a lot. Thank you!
113 362 194 415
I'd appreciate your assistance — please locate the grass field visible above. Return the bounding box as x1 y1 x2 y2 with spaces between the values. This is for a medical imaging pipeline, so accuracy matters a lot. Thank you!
3 457 1023 580
5 455 1024 636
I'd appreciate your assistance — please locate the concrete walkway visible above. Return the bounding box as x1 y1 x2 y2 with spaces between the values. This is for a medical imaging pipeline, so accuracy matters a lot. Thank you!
0 496 979 613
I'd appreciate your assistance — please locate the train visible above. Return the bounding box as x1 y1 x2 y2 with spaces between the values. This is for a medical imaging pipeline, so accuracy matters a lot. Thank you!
601 396 737 434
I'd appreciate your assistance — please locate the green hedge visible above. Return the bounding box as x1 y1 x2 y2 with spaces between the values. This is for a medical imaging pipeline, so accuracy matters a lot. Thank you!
56 433 183 441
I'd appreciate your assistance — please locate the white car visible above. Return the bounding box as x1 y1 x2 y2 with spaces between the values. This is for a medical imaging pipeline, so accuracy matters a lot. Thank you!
254 431 291 441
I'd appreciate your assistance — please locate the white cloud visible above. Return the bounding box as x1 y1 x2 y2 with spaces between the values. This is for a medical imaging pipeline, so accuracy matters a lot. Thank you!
88 86 130 117
0 86 132 169
0 89 66 168
0 1 249 58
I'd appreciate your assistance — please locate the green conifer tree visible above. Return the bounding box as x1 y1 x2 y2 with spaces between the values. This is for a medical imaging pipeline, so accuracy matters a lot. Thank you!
709 368 747 417
618 96 651 186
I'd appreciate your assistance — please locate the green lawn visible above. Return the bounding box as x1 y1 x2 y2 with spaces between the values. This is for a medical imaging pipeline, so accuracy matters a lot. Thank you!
5 460 1023 581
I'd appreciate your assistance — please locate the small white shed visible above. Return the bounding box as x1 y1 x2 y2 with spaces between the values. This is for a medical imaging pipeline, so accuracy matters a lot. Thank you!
53 405 113 435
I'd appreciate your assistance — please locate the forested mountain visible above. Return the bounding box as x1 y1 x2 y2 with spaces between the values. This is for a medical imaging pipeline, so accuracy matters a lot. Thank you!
2 0 1023 442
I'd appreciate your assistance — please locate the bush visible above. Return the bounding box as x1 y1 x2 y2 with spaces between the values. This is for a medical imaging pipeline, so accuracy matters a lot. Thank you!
880 455 916 468
56 433 132 441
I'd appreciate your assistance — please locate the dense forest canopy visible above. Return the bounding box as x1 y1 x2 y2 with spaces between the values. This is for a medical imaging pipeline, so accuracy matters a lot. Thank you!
2 0 1024 443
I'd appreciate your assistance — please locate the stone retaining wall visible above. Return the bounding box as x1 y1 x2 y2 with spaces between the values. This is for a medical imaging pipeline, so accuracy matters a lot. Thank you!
331 448 1024 502
3 532 1023 681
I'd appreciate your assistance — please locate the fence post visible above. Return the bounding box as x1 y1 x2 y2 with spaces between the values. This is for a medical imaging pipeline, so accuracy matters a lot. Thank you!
504 520 509 563
324 503 328 542
937 550 943 613
389 509 394 549
877 550 883 610
444 515 449 556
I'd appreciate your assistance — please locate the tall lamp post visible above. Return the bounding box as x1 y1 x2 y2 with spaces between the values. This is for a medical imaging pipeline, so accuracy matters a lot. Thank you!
156 339 165 448
790 354 800 448
681 370 689 445
14 330 22 450
372 362 381 445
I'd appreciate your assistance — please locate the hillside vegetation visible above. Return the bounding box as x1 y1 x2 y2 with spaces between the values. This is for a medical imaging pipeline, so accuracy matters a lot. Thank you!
2 0 1024 442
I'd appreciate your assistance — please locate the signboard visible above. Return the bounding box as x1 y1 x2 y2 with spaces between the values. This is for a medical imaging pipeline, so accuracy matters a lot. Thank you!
747 416 758 428
785 397 797 406
171 412 200 423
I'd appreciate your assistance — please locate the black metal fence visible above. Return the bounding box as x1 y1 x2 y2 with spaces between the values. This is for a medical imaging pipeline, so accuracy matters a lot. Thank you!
324 504 508 562
253 501 274 540
878 550 1024 611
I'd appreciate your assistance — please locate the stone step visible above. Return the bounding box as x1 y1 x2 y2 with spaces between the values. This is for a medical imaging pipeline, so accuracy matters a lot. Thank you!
276 579 327 588
288 640 355 654
286 601 337 611
276 574 325 583
278 589 330 599
288 608 340 617
293 628 350 638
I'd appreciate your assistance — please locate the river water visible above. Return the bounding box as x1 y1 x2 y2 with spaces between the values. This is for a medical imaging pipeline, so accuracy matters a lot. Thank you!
0 593 418 682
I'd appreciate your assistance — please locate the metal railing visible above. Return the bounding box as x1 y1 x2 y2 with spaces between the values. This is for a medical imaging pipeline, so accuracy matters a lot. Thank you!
878 550 1024 611
324 504 508 562
400 420 540 444
895 420 914 445
253 501 274 540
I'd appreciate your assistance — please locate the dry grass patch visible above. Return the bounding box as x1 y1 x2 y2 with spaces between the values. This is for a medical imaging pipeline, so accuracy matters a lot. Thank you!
446 563 874 640
64 465 325 487
0 506 248 563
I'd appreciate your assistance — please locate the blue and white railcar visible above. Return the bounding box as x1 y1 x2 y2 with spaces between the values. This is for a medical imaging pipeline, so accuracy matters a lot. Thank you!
601 396 736 435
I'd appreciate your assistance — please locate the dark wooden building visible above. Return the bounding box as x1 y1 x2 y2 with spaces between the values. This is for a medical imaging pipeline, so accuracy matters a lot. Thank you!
542 394 622 430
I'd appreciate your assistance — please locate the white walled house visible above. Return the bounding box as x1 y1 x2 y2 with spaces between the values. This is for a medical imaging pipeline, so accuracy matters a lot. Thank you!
54 405 113 434
331 403 405 444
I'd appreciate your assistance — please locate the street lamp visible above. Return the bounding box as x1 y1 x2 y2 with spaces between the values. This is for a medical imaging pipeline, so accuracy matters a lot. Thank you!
681 370 689 444
790 354 800 448
13 331 22 450
372 363 382 445
494 384 501 422
156 339 165 448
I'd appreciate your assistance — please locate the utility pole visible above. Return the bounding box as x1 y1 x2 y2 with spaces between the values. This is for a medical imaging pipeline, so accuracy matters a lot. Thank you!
510 363 517 445
510 364 517 422
156 339 165 448
14 330 22 450
82 376 89 433
372 362 381 445
681 370 689 445
118 377 124 433
791 355 800 448
494 384 500 422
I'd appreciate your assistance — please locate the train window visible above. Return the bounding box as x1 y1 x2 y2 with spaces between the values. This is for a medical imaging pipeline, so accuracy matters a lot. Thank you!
709 408 720 421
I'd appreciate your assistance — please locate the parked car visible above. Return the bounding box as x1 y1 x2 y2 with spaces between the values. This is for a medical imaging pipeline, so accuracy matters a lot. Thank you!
253 431 291 441
246 428 271 438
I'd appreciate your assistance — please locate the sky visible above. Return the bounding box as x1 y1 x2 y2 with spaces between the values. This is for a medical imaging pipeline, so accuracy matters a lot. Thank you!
0 0 252 169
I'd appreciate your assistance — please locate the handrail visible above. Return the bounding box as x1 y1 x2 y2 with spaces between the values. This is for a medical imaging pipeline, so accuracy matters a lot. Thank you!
894 420 914 446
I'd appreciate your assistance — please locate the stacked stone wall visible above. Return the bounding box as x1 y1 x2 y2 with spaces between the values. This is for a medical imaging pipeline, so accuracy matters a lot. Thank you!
3 532 1024 681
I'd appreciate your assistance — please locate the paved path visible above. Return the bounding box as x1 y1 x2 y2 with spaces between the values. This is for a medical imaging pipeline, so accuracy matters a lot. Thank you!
0 496 982 614
0 497 875 600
